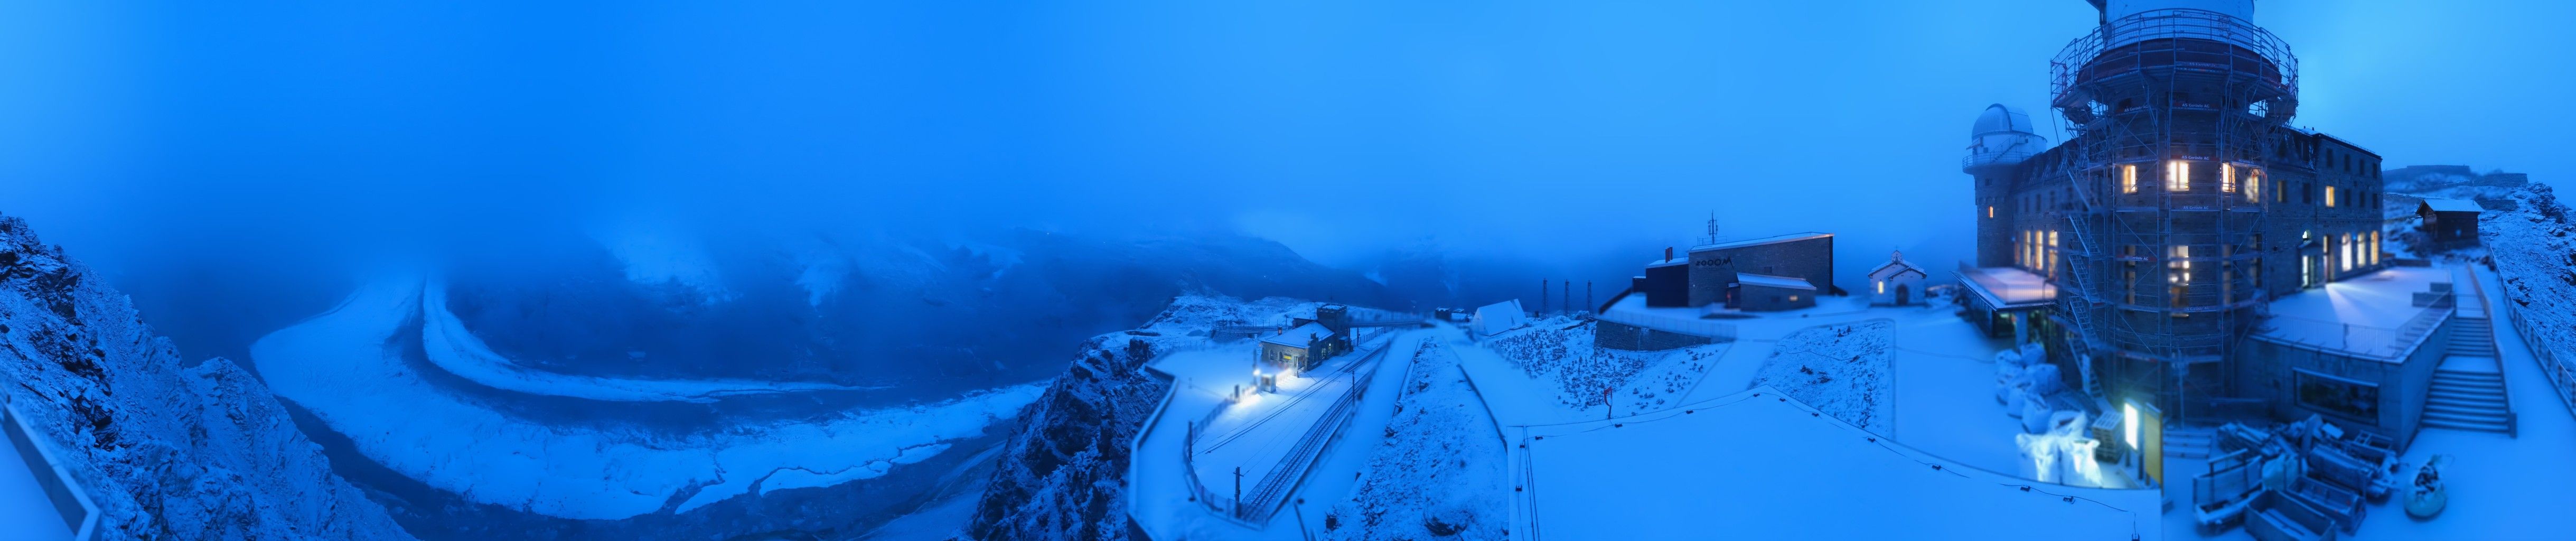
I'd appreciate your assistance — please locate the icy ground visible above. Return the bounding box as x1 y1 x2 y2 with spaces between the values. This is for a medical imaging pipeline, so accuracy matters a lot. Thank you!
1749 319 1895 434
1323 339 1507 540
252 276 1044 520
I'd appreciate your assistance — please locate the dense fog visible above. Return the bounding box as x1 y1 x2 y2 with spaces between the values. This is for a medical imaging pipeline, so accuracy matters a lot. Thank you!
0 0 2568 373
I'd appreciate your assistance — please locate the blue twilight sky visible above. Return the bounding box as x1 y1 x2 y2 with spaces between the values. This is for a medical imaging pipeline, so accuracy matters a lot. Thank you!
0 0 2568 285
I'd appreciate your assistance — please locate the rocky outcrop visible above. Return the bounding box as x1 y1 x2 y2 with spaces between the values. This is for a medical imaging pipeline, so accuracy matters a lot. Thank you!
0 216 413 540
964 333 1165 541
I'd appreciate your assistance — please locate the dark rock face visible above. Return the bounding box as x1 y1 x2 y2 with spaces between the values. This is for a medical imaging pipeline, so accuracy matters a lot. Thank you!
966 335 1167 541
0 216 414 540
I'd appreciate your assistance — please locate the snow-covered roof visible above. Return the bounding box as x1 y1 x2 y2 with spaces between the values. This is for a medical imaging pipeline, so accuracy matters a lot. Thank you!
1520 386 2157 539
1472 300 1529 337
2420 198 2483 213
1259 322 1336 348
1868 253 1928 279
1956 265 2056 309
1645 257 1688 268
2252 266 2457 360
1735 273 1816 291
1690 232 1831 253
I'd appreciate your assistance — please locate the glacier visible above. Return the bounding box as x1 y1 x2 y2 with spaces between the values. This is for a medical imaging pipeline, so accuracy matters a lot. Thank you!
254 275 1045 520
421 277 880 402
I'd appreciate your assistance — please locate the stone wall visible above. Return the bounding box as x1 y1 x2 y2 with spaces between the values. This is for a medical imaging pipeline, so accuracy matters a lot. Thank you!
1594 320 1717 351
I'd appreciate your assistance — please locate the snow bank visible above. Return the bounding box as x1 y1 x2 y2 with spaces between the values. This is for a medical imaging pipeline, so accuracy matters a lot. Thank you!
420 278 876 402
1748 320 1895 434
1325 340 1506 540
254 277 1042 520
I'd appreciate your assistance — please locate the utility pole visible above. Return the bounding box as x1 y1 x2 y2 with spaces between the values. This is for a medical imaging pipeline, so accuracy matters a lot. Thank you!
1561 281 1569 314
1233 467 1244 518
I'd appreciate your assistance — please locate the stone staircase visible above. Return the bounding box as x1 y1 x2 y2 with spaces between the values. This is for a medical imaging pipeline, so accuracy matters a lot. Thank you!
2424 316 2513 434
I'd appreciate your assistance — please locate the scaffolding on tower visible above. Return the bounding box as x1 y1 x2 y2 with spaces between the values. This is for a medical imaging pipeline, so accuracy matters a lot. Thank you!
2045 7 2299 423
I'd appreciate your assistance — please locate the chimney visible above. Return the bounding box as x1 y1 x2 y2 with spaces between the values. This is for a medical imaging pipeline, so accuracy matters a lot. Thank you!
1664 247 1673 262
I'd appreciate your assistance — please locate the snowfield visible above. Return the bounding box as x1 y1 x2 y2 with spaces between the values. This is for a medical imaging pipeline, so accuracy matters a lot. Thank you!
1520 387 2157 540
420 278 878 402
254 276 1043 520
1749 319 1895 435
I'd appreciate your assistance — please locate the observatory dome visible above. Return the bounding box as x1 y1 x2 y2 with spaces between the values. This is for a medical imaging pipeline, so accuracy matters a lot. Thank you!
1972 104 2037 138
1964 104 2046 172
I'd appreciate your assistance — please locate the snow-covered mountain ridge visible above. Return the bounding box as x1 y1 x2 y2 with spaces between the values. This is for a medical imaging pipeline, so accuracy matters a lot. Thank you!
0 215 414 540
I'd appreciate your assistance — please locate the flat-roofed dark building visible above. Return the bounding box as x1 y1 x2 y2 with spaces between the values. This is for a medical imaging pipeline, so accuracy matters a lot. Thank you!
1688 232 1835 307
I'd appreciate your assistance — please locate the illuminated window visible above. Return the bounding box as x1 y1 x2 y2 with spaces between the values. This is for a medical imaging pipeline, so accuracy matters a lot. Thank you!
2166 160 2190 191
2324 185 2337 207
2339 234 2353 272
2246 169 2263 202
2169 245 2191 283
2370 231 2381 265
1876 280 1885 294
2122 164 2138 194
2221 163 2236 193
1988 206 1995 218
2047 230 2059 277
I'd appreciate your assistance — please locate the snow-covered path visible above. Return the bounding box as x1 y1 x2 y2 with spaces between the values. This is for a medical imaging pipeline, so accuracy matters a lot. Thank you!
420 278 877 403
253 277 1043 520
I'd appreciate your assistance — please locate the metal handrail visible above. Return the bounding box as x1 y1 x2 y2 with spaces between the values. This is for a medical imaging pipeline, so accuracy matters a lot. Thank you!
2460 265 2519 436
1963 149 2042 170
2050 8 2299 108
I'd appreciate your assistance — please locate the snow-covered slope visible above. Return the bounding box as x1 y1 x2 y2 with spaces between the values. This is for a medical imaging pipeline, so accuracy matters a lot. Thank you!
0 216 414 540
1324 340 1506 540
1483 318 1721 413
1748 319 1894 435
2482 182 2576 362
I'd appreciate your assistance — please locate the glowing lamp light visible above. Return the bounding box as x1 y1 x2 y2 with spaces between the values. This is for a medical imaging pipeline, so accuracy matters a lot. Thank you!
2123 403 2140 449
